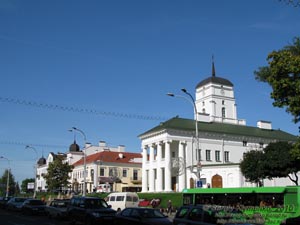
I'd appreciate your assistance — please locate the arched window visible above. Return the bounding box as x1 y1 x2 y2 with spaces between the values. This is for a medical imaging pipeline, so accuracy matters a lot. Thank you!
222 107 226 118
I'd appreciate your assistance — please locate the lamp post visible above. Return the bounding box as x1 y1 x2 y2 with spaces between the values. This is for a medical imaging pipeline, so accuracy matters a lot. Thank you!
25 145 38 198
0 156 10 197
69 127 87 196
167 88 201 183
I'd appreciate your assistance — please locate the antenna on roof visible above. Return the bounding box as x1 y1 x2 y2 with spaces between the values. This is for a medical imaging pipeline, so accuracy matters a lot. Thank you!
212 55 216 77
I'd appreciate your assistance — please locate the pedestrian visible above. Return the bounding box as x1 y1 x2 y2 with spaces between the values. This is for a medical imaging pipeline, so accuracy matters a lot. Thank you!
167 200 172 215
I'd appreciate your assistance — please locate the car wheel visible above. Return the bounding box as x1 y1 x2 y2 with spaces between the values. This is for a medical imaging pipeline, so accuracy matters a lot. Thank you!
85 217 94 225
69 220 76 225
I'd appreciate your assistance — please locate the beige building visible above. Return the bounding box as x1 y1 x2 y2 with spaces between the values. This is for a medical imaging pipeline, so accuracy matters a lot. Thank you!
36 141 142 193
72 150 142 193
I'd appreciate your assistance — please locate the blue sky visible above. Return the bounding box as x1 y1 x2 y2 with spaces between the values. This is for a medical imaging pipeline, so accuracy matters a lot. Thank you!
0 0 299 183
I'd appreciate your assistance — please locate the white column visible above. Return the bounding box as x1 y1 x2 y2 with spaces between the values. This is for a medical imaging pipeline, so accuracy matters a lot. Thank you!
164 141 172 192
142 146 148 192
233 103 237 122
93 165 97 189
178 141 186 192
149 145 155 192
156 142 163 192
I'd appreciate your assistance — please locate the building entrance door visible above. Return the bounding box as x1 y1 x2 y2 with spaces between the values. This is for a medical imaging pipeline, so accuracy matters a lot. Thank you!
211 174 223 188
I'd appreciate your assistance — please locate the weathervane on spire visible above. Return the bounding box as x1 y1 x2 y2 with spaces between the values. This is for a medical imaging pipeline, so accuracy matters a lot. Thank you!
212 55 216 77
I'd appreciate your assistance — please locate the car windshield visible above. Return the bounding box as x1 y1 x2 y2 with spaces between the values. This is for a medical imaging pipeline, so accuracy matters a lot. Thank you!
16 198 27 202
29 200 44 205
85 199 108 209
139 209 165 218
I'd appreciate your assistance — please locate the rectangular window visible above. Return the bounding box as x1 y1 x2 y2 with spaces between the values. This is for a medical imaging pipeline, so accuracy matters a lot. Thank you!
109 168 113 177
205 150 211 161
224 151 230 162
215 150 220 162
172 151 176 158
100 168 104 176
243 141 247 146
122 169 128 178
197 149 201 161
133 169 138 180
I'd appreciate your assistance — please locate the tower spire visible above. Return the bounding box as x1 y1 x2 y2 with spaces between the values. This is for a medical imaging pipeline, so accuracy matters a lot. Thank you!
212 55 216 77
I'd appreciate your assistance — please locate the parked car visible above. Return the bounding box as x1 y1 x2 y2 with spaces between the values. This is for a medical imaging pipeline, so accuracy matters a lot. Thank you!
173 204 220 225
0 196 12 209
21 198 46 215
281 215 300 225
114 207 172 225
6 197 28 211
45 199 70 219
173 204 260 225
67 196 116 225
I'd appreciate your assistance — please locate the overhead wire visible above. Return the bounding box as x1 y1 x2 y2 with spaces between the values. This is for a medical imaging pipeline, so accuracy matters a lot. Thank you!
0 96 167 121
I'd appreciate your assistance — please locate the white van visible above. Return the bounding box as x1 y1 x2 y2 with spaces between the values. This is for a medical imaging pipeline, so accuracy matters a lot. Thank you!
106 192 139 211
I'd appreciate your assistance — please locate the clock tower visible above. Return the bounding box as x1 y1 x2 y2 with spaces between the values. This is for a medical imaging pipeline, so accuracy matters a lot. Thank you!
195 62 245 125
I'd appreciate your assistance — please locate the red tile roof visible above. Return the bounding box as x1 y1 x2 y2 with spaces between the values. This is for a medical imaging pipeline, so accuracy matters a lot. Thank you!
72 151 142 167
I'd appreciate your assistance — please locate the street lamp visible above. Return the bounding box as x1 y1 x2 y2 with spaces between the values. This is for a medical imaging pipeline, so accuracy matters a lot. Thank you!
167 88 201 182
0 156 10 197
25 145 38 198
69 127 87 196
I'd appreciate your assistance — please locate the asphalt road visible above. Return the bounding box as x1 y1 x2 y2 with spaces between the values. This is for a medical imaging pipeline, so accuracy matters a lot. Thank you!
0 209 70 225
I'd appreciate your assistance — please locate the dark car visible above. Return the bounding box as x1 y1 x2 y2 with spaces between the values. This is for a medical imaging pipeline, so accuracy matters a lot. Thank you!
173 205 218 225
21 199 46 215
173 205 261 225
281 215 300 225
67 196 116 225
6 197 28 211
114 207 172 225
45 199 70 219
0 196 12 209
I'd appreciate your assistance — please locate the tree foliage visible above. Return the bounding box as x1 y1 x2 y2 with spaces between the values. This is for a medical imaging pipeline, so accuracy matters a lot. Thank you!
21 178 35 193
291 138 300 160
43 158 73 192
240 150 266 186
240 142 300 186
254 37 300 123
263 142 299 185
0 169 16 196
279 0 300 7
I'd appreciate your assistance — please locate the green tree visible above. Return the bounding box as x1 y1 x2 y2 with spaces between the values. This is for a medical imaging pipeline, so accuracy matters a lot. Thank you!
240 142 300 186
291 139 300 160
0 169 16 196
254 37 300 123
21 178 35 193
263 142 299 185
240 150 266 186
43 158 73 192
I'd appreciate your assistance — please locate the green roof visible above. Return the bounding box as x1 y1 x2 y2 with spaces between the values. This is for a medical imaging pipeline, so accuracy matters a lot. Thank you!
139 117 297 141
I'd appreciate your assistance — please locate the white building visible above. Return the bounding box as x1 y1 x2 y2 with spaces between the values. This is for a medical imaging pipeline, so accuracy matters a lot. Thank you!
36 141 142 193
139 67 297 193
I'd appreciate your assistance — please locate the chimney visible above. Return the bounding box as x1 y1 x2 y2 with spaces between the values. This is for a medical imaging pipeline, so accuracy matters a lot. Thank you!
118 145 125 152
257 120 272 130
99 141 106 147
